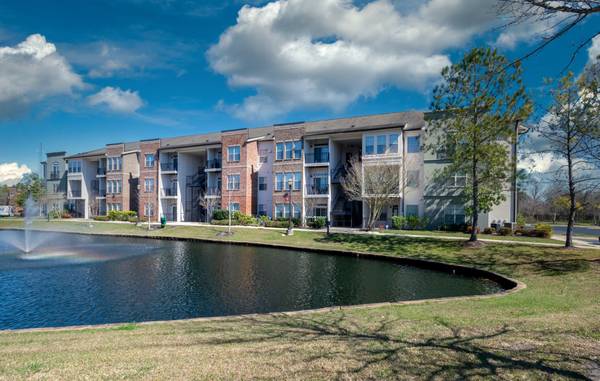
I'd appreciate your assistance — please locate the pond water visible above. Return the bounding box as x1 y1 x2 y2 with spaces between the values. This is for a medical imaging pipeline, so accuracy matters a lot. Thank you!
0 231 503 330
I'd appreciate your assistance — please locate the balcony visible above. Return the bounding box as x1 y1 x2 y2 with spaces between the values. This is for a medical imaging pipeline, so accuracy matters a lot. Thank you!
206 187 221 196
305 152 329 164
161 188 178 197
206 158 222 170
95 189 106 197
48 172 62 181
97 167 106 176
305 184 329 195
68 190 82 198
160 162 178 172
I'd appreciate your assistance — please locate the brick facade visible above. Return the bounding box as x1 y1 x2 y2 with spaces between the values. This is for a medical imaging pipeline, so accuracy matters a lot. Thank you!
272 126 304 217
139 140 159 222
221 130 259 215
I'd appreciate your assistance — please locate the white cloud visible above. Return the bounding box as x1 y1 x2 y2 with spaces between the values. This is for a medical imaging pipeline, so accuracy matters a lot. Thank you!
495 11 568 50
87 86 144 113
208 0 498 120
587 35 600 64
0 163 31 185
0 34 83 119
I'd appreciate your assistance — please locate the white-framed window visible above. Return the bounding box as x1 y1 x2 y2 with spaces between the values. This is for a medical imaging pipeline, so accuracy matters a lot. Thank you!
227 145 241 162
293 140 302 159
107 180 122 194
227 174 240 190
293 172 301 190
376 135 386 154
313 205 328 217
275 172 301 191
274 203 300 219
275 173 284 191
51 161 60 177
107 157 122 171
144 203 154 217
365 136 374 155
68 160 81 173
144 178 155 193
258 176 267 191
450 174 468 187
145 154 155 168
229 202 240 212
406 170 419 188
285 141 293 160
276 143 284 160
407 136 421 153
444 204 465 225
389 134 399 154
405 204 419 217
108 203 122 212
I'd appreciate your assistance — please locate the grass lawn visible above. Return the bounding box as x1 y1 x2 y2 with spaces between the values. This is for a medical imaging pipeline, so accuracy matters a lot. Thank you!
382 228 563 244
0 219 599 380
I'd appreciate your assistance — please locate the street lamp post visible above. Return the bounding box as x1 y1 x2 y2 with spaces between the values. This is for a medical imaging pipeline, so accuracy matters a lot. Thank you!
286 178 294 236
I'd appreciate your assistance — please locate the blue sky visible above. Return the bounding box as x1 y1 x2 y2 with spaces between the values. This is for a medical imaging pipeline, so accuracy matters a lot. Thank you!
0 0 598 184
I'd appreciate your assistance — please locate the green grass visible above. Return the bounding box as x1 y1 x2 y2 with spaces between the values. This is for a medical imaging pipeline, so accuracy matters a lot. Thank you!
0 219 599 380
383 228 562 244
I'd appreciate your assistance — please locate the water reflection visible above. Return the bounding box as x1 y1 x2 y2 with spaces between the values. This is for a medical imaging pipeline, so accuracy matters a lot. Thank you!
0 231 502 330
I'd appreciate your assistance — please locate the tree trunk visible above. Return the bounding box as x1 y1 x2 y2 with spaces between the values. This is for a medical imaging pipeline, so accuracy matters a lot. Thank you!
565 136 575 248
470 162 479 242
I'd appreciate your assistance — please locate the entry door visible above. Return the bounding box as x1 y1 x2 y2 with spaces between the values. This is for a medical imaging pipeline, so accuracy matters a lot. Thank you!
171 205 177 221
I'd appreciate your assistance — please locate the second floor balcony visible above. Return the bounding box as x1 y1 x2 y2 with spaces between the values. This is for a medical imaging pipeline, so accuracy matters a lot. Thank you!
97 167 106 176
48 172 62 181
305 184 329 195
161 188 178 197
206 187 221 196
68 190 82 198
160 162 178 172
305 152 329 164
206 158 222 169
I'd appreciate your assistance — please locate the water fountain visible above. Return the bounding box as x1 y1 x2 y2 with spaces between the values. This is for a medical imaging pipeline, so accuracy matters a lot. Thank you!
0 195 49 254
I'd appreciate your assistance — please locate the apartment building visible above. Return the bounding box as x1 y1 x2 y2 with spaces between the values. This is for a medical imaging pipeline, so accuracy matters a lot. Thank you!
59 111 513 228
41 151 68 215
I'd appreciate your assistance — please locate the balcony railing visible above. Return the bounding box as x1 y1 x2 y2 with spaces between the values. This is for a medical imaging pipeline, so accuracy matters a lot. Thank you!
97 167 106 175
48 173 62 180
206 159 222 169
162 188 177 197
161 162 178 172
206 187 221 196
305 152 329 164
306 184 329 195
96 190 106 197
68 190 82 198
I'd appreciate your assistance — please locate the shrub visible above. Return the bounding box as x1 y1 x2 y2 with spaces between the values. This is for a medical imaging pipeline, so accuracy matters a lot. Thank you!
108 210 137 222
482 227 494 234
391 216 405 230
441 223 468 232
264 220 291 228
534 223 553 238
93 216 109 221
465 225 480 234
232 212 258 226
307 217 326 229
212 209 229 221
128 216 139 223
498 227 512 236
210 219 231 226
516 214 527 227
61 212 72 219
48 210 62 219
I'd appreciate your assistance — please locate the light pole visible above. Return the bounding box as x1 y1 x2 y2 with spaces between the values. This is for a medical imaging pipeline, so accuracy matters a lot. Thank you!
228 188 232 235
286 178 294 236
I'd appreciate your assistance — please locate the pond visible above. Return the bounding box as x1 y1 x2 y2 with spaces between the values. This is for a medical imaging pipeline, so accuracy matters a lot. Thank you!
0 230 504 330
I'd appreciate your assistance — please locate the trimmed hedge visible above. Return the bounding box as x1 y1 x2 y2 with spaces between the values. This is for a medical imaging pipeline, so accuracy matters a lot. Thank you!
107 210 137 222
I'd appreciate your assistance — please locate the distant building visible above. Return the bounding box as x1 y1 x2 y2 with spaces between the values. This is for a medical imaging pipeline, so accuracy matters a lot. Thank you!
41 151 68 215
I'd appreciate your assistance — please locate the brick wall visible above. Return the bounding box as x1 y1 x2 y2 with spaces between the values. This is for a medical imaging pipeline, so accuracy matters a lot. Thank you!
106 144 124 211
138 140 160 222
272 126 304 217
221 130 258 215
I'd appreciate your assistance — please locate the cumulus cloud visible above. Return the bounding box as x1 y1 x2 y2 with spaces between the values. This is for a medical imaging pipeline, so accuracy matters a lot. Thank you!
87 86 144 113
208 0 498 120
0 34 83 119
588 35 600 63
0 163 31 185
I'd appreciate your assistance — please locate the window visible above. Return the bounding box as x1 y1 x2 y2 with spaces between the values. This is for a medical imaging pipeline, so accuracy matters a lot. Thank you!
52 184 58 193
275 204 285 219
51 162 60 178
227 174 240 190
144 178 155 193
313 205 328 217
407 170 419 188
392 205 399 216
227 146 240 162
293 140 302 159
258 204 266 216
377 135 386 154
275 203 300 219
285 172 294 190
108 203 122 212
275 173 284 191
285 141 293 160
107 157 122 171
293 172 301 190
444 204 465 225
452 174 467 187
365 136 374 155
68 160 81 173
407 136 421 153
229 202 240 212
276 143 284 160
144 154 155 168
405 204 419 217
258 176 267 191
389 134 399 154
144 203 154 217
107 180 122 194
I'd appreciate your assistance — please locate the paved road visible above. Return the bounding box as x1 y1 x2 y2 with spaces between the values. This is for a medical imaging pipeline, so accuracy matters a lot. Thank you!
551 225 600 237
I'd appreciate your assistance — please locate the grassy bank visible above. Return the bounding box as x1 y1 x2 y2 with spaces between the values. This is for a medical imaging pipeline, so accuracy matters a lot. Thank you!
0 219 599 380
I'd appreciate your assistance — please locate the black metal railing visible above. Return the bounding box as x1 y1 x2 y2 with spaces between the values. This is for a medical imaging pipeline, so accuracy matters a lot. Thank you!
161 162 178 171
306 185 329 195
162 188 177 197
48 173 62 180
207 159 222 169
68 190 82 198
97 167 106 175
206 187 221 196
305 152 329 164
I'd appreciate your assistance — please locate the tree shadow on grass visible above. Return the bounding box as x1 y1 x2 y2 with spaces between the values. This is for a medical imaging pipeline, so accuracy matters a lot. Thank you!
190 313 596 380
316 233 594 277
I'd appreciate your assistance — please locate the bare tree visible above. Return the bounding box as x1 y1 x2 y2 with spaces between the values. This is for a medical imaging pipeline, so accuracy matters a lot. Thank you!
497 0 600 65
341 156 401 230
198 190 220 223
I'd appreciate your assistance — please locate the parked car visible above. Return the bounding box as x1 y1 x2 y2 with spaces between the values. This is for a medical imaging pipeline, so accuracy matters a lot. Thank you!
0 206 15 217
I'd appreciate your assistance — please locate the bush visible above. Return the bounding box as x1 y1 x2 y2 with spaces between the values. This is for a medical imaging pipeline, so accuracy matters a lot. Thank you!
534 223 553 238
93 216 109 221
264 220 291 228
498 227 512 236
108 210 137 222
61 212 72 219
465 225 480 234
48 210 62 219
232 212 258 226
391 216 405 230
482 227 494 235
441 223 468 232
212 209 229 221
307 217 326 229
258 215 270 226
210 219 231 226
